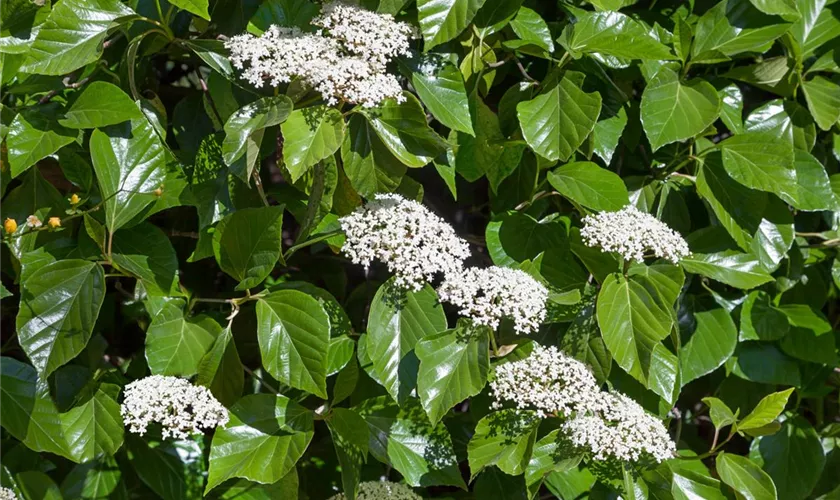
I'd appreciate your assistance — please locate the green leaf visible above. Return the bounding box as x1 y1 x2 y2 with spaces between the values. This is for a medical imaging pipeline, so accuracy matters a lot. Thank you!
145 303 216 377
181 39 234 78
749 417 824 500
516 71 602 161
738 388 794 432
7 107 77 178
525 430 582 496
748 0 798 17
731 343 801 386
792 0 840 57
468 410 540 478
112 222 179 295
170 0 211 20
247 0 319 34
355 396 465 488
547 161 629 211
680 306 737 386
127 436 201 500
672 469 727 500
256 290 330 398
719 84 744 134
409 58 474 135
206 394 314 493
60 456 125 499
487 213 567 269
212 206 284 291
366 278 447 404
692 1 791 60
0 357 72 459
640 68 721 151
58 81 142 129
592 101 629 164
789 151 840 211
802 76 840 131
716 453 777 500
196 325 244 407
416 323 490 425
209 470 299 499
281 106 345 182
744 100 815 154
680 251 774 289
740 291 788 341
417 0 486 50
61 386 124 462
558 11 674 60
358 93 446 168
222 96 293 181
15 471 62 500
326 408 369 500
90 116 168 231
702 397 738 431
718 132 796 200
596 269 681 400
341 114 406 198
16 260 105 377
509 7 553 53
21 0 137 75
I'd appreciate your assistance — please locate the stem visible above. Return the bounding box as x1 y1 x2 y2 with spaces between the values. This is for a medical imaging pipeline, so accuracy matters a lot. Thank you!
489 331 499 357
295 162 326 244
197 72 223 128
107 230 114 262
243 365 281 396
253 169 270 207
283 230 342 261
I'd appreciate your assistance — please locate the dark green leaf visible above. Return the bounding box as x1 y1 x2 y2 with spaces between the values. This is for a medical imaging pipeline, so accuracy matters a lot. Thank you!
247 0 319 34
692 1 791 60
716 452 777 500
409 57 473 135
417 0 486 50
416 323 489 425
681 251 774 289
212 206 284 291
8 107 77 178
206 394 314 493
170 0 211 20
222 96 293 181
559 11 674 60
547 161 629 211
680 306 737 386
750 417 824 500
112 222 179 295
281 106 345 182
731 343 801 386
509 7 553 53
485 211 567 268
256 290 331 398
341 114 406 198
61 385 124 463
145 303 216 376
326 408 369 500
59 81 142 129
718 132 796 201
196 326 244 407
468 409 539 478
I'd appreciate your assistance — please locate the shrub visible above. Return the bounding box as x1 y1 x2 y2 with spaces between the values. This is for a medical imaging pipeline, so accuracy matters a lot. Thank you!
1 0 839 498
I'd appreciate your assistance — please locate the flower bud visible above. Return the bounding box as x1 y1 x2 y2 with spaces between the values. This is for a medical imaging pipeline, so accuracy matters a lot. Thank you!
69 193 80 205
4 218 17 234
48 217 61 229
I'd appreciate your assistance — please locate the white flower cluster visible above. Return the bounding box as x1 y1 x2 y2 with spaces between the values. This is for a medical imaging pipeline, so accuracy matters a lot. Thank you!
438 267 548 335
225 2 413 107
580 205 690 263
328 481 420 500
563 392 676 463
490 345 675 464
339 194 470 291
121 375 229 440
490 344 600 417
0 487 17 500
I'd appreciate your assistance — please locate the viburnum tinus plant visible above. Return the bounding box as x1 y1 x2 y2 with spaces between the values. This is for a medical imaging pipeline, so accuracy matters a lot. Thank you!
1 0 840 498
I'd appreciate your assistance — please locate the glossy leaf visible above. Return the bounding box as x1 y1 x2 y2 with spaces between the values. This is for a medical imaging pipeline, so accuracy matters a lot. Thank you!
61 386 124 463
196 326 244 407
750 417 824 500
326 408 369 500
680 306 737 386
738 388 794 432
559 11 674 60
222 96 293 181
212 206 284 291
145 303 216 376
112 222 179 296
16 260 105 377
547 161 629 211
468 410 540 478
716 452 777 500
59 81 142 129
256 290 331 398
341 114 406 198
802 76 840 131
281 106 345 182
408 57 473 135
417 0 486 50
7 107 77 178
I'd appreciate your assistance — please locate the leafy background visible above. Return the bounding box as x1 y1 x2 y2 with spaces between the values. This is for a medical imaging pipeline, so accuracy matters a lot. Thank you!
1 0 840 498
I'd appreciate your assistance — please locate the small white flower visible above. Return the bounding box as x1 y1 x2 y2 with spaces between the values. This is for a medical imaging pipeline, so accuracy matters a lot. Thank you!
562 392 676 463
120 375 229 440
489 344 600 417
339 194 470 291
580 205 690 263
0 487 18 500
225 2 414 107
327 481 420 500
438 267 548 335
25 215 42 228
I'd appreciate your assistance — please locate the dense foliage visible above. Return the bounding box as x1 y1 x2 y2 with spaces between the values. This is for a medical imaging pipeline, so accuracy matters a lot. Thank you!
1 0 840 498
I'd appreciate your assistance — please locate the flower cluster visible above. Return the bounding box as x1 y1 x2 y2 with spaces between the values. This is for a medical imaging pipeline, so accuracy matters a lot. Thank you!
562 392 676 463
490 345 675 464
225 2 413 107
438 267 548 335
0 487 17 500
328 481 420 500
339 194 470 291
580 205 690 263
120 375 229 440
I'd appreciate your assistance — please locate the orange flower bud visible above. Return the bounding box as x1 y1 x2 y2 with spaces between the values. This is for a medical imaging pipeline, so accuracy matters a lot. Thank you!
153 187 163 197
48 217 61 229
4 218 17 234
69 194 80 205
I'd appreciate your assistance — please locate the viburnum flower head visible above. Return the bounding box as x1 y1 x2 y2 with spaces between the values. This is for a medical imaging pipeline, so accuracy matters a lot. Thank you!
327 481 421 500
580 205 690 263
562 391 676 463
0 487 17 500
490 344 600 417
339 194 470 291
225 2 414 107
121 375 229 440
438 267 548 335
